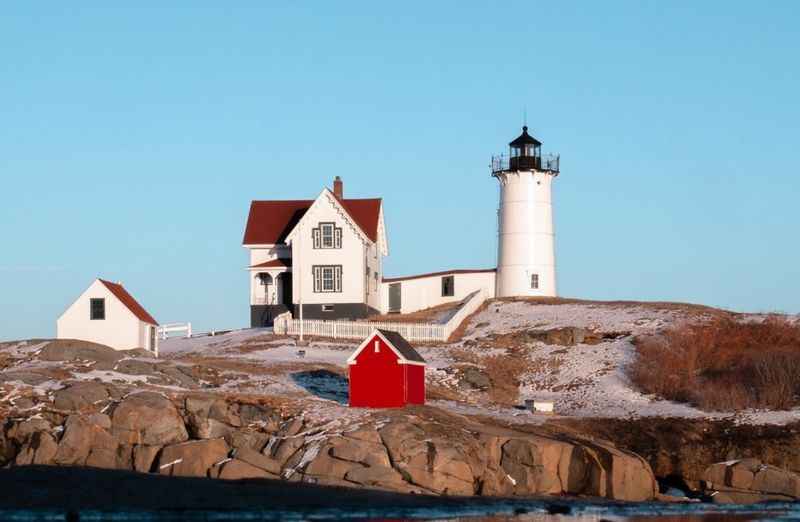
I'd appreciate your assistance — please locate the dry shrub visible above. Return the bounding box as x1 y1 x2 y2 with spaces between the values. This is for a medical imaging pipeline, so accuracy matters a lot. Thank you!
630 315 800 411
482 347 533 405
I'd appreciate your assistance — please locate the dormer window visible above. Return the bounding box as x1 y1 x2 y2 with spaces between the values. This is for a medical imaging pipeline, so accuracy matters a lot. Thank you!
322 223 334 247
312 222 342 249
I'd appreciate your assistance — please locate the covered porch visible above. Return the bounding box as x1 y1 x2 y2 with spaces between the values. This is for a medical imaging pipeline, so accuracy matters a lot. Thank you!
248 258 293 326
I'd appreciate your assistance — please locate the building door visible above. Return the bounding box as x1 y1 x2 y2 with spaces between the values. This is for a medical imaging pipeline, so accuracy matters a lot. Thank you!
389 283 401 313
149 326 156 352
281 273 293 306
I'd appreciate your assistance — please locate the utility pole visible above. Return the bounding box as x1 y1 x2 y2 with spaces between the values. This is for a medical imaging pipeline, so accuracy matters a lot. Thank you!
298 222 304 343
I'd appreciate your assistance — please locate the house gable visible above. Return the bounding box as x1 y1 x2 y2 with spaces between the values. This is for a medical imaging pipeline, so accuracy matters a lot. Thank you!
285 189 377 247
242 194 383 247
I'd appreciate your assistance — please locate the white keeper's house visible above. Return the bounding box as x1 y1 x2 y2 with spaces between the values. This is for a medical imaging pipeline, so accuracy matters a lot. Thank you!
56 278 160 353
243 126 560 326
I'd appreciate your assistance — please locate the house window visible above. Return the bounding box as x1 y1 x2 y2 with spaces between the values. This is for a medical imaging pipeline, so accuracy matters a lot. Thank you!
312 222 342 249
90 298 105 320
531 273 539 289
441 276 454 297
312 265 342 293
321 223 334 248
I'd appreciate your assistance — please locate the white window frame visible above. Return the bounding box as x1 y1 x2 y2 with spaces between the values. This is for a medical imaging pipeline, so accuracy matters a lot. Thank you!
322 266 334 291
531 273 539 289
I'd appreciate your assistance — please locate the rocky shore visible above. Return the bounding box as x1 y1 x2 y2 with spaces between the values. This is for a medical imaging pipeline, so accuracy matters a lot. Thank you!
1 380 658 502
2 300 799 508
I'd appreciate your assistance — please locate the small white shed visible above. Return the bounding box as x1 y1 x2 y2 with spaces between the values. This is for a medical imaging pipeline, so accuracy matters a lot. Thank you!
56 278 159 355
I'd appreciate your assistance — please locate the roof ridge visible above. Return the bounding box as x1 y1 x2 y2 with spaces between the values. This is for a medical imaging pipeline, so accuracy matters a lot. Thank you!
98 279 158 325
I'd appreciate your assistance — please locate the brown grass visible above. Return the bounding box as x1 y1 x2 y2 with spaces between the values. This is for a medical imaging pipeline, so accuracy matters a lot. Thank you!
367 301 462 323
630 315 800 411
482 347 535 405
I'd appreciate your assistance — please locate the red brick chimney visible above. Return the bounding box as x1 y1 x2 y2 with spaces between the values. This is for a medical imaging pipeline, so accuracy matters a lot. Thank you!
333 176 344 199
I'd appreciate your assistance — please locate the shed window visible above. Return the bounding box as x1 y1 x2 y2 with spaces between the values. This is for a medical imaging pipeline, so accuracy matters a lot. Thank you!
441 276 454 297
531 273 539 289
90 298 105 320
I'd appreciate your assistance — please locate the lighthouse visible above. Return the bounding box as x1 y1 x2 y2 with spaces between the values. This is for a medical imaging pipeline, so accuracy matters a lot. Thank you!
491 126 560 297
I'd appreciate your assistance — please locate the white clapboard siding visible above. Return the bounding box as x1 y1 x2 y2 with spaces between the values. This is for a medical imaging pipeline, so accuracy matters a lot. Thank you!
274 289 487 343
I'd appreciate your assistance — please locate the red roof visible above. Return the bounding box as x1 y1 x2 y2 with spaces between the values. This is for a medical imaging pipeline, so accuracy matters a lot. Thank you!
382 268 496 283
99 279 158 325
249 258 291 269
242 197 382 245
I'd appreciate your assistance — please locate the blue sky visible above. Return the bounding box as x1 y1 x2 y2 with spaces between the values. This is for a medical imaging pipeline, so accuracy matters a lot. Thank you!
1 2 798 340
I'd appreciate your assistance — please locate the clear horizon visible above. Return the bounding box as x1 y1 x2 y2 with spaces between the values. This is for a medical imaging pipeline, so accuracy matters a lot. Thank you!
1 2 799 340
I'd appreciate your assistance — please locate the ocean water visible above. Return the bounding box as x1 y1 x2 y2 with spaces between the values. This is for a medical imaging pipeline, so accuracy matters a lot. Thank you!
1 500 799 522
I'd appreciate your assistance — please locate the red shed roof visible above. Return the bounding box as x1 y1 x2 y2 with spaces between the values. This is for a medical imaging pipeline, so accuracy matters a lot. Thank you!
243 197 382 245
99 279 158 325
347 329 426 366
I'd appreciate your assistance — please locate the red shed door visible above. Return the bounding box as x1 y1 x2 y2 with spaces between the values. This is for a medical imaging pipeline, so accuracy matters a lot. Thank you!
405 364 425 405
349 335 406 408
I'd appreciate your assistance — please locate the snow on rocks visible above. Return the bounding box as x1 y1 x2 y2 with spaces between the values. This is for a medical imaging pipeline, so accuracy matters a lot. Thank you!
3 300 799 427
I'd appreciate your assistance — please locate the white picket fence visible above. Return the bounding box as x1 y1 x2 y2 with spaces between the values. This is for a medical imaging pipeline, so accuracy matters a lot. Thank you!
274 288 488 342
158 322 192 340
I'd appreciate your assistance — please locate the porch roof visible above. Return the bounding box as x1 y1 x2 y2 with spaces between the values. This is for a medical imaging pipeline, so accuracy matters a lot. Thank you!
249 258 291 270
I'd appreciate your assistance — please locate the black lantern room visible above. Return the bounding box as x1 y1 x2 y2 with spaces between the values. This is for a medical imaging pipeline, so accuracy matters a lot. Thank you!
491 126 559 175
509 126 542 171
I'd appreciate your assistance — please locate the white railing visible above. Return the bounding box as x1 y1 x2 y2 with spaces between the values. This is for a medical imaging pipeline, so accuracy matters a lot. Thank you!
274 288 488 343
441 289 488 338
158 322 192 340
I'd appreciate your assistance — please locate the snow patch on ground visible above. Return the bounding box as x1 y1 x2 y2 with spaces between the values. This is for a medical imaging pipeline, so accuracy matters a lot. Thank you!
465 301 683 339
159 328 272 356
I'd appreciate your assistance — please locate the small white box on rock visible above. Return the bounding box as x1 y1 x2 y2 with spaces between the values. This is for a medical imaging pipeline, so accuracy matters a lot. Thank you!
524 398 555 414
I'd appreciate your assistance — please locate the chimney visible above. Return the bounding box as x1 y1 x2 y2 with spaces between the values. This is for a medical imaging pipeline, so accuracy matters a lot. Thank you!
333 176 344 199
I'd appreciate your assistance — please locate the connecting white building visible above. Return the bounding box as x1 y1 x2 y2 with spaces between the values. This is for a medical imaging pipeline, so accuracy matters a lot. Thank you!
242 126 560 325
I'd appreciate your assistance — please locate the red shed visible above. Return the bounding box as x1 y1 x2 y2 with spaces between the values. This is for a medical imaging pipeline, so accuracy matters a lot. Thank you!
347 329 426 408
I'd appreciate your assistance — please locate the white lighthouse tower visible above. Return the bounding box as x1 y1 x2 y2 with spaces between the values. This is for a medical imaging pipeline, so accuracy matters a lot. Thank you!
492 126 560 297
